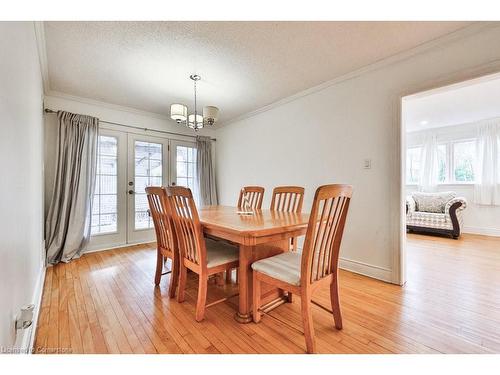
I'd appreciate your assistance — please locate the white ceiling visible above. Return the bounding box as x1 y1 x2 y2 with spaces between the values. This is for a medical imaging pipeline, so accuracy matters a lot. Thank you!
44 21 473 125
404 72 500 132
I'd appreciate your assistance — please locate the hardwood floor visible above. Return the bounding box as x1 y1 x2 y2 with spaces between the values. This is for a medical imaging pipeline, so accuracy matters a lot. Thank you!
34 233 500 354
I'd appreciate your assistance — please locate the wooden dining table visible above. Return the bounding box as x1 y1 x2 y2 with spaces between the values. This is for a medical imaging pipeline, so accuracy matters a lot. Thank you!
198 205 309 323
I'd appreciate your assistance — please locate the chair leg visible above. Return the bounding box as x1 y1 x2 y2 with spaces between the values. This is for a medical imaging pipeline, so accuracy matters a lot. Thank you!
287 292 293 303
177 264 187 303
225 269 232 283
168 256 179 299
154 250 163 285
195 274 208 322
252 272 261 323
301 291 316 354
235 268 239 284
330 277 343 330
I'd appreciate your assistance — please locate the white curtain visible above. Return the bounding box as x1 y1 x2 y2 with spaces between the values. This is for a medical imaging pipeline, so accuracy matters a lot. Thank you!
418 132 440 192
474 120 500 206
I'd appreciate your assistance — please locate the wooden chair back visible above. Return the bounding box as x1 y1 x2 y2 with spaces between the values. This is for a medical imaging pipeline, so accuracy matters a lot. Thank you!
145 186 176 254
270 186 305 213
237 186 265 210
300 184 353 285
167 186 206 268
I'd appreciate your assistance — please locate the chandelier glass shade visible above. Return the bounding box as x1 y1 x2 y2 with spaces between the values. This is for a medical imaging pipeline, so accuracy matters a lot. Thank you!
188 114 204 129
170 103 188 123
170 75 219 131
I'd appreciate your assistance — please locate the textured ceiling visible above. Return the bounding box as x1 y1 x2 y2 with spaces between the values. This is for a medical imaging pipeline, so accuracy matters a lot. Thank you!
404 73 500 132
44 21 473 125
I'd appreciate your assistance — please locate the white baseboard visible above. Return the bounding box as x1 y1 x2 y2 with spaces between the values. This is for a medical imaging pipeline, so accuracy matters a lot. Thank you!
84 240 155 254
296 246 393 283
16 264 46 354
339 257 393 283
463 226 500 237
84 242 129 254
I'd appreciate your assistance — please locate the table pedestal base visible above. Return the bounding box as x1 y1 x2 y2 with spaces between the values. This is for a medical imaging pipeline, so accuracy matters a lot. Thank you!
234 312 253 324
234 295 289 324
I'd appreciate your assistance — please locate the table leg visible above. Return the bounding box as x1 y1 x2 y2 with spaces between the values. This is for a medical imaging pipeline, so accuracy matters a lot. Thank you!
235 245 253 323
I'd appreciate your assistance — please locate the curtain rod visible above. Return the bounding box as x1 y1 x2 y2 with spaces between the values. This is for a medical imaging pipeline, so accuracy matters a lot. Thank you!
44 108 216 141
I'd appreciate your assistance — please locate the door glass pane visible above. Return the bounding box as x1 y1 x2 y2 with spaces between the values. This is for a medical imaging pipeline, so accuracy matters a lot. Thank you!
92 136 118 235
175 146 196 191
134 141 163 230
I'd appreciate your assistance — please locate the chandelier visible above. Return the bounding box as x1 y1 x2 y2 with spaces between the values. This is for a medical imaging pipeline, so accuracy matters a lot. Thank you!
170 74 219 131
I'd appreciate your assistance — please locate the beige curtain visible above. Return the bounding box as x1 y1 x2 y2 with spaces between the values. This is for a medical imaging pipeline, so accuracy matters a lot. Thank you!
45 111 99 264
196 136 218 206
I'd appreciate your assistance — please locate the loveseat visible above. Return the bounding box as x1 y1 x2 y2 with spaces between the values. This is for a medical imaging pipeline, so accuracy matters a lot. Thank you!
406 192 467 239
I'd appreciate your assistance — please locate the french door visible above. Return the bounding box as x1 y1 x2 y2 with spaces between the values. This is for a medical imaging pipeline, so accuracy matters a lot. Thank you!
127 134 170 244
170 140 198 201
88 131 198 251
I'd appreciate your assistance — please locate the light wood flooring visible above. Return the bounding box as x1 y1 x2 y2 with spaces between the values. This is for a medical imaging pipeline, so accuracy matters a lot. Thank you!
34 233 500 354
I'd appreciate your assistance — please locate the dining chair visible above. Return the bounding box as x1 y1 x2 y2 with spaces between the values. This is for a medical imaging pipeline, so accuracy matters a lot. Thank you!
270 186 305 252
167 186 239 322
237 186 265 210
251 184 353 353
145 186 179 298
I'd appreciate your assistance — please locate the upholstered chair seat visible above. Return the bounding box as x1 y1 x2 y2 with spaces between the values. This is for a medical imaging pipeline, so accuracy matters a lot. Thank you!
252 252 302 286
205 239 239 268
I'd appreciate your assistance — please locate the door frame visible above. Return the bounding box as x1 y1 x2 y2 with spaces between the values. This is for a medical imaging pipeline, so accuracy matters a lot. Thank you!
126 133 170 245
86 122 201 252
87 128 127 252
395 63 500 286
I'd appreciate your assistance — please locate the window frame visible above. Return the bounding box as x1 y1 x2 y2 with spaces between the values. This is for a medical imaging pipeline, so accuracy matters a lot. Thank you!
405 137 477 186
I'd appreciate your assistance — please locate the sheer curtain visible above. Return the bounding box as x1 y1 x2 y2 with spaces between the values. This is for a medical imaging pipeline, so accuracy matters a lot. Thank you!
45 111 99 264
196 136 218 206
474 120 500 206
418 132 440 192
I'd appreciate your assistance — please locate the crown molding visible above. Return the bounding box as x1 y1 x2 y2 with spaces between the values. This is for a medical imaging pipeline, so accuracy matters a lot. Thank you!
33 21 49 94
218 22 499 128
45 90 172 121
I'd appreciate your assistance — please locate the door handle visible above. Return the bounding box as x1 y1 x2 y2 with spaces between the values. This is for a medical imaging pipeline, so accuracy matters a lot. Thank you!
128 190 135 195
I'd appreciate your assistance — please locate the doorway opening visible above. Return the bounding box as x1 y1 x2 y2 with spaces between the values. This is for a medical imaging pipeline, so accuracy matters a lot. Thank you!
400 72 500 295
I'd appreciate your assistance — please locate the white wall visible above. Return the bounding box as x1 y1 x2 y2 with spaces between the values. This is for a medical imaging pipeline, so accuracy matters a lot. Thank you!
0 22 45 351
215 25 500 283
406 123 500 236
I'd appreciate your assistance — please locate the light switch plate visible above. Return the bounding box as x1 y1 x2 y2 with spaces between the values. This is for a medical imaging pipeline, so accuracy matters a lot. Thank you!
363 159 372 169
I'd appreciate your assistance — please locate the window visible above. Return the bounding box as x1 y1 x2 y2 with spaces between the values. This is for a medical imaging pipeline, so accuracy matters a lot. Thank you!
437 144 448 183
406 139 477 186
134 141 163 230
453 140 475 182
176 146 197 192
92 136 118 234
406 147 421 184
